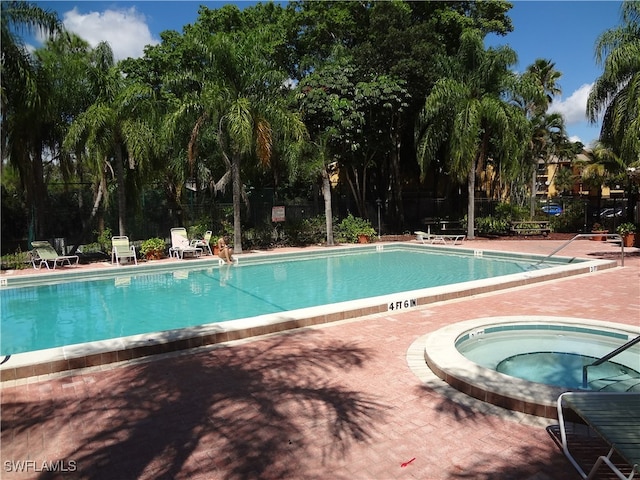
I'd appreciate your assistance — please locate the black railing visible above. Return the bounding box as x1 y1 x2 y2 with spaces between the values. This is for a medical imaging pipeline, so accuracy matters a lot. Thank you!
582 335 640 388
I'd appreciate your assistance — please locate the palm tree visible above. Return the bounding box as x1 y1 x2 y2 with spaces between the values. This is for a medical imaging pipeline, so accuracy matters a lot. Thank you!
1 0 64 240
215 33 306 253
525 112 569 216
578 142 626 221
553 165 575 196
415 29 529 239
1 0 62 106
517 59 567 216
64 42 159 237
167 29 306 253
289 133 336 246
587 0 640 166
522 59 562 115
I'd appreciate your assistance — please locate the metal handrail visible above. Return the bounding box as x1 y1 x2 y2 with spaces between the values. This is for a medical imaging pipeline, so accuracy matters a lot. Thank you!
582 335 640 388
535 233 625 267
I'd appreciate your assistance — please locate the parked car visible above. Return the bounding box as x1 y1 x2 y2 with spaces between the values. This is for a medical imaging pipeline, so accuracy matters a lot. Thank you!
599 207 624 218
541 203 563 216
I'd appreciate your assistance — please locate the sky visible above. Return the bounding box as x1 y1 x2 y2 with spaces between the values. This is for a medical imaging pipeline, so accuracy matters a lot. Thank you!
31 0 625 147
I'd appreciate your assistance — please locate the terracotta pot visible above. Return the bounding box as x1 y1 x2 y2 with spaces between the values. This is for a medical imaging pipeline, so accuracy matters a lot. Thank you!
591 231 607 241
357 234 369 244
622 233 635 247
145 250 164 260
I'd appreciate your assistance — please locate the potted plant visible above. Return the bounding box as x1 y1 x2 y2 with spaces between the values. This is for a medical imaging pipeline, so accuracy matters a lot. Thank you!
337 214 377 243
140 237 166 260
616 222 637 247
590 223 608 241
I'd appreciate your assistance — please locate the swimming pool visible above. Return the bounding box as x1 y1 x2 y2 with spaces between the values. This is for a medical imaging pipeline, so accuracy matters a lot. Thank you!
0 244 615 380
423 316 640 418
457 324 640 390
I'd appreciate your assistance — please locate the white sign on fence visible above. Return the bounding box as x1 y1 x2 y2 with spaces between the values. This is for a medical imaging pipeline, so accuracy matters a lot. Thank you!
271 206 285 222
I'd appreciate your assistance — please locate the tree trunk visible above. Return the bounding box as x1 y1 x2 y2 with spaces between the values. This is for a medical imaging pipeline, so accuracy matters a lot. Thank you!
32 147 47 239
388 126 404 230
345 166 366 218
114 143 127 236
232 152 243 254
467 156 477 240
68 173 106 255
321 167 334 246
530 165 537 219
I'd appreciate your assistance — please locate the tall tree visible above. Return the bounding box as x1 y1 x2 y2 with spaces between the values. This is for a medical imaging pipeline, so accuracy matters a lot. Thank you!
524 112 569 216
522 59 562 115
297 51 409 220
587 0 640 167
518 59 566 216
578 142 626 220
415 29 529 239
288 0 514 229
587 0 640 220
64 42 158 237
1 0 64 240
168 22 307 253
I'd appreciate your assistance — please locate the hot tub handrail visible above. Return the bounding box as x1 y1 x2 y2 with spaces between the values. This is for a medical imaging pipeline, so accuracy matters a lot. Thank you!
536 233 624 267
582 334 640 388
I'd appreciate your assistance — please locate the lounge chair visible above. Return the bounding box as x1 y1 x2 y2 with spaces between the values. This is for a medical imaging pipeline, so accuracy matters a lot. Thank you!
553 391 640 479
190 230 213 255
169 228 202 259
415 230 465 245
30 241 79 270
111 236 138 266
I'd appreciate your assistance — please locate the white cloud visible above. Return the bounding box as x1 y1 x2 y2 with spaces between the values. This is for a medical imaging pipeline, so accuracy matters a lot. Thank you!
62 7 158 61
548 83 594 125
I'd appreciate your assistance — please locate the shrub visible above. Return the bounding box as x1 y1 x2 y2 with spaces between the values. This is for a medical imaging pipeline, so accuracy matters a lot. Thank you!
495 202 527 221
474 216 510 236
616 222 637 235
549 202 584 233
0 250 29 270
83 227 113 253
283 215 329 246
336 214 376 243
187 219 210 240
242 226 275 249
140 237 166 259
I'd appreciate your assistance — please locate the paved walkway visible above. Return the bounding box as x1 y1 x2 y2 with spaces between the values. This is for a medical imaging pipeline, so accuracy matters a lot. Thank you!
1 238 638 479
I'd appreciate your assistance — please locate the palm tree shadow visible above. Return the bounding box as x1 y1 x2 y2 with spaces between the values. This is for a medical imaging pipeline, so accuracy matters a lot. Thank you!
3 330 388 479
415 385 579 479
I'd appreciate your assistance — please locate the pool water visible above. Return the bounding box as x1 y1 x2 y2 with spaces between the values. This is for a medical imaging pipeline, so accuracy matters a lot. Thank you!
2 247 557 355
457 327 640 391
497 352 640 389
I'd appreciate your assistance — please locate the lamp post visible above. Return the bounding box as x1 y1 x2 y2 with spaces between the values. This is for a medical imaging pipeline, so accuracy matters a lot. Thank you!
376 198 382 239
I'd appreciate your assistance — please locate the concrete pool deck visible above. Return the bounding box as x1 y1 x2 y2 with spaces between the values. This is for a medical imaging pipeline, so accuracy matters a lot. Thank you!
1 237 639 479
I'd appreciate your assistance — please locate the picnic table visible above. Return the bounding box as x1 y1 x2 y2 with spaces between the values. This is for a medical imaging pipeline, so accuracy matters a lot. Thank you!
510 220 550 236
556 392 640 479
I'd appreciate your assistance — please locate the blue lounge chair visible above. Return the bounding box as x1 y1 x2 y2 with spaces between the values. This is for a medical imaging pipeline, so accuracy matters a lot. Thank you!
555 392 640 479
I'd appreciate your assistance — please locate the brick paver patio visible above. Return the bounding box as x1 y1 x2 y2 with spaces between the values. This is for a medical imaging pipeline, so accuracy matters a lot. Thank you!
1 238 638 479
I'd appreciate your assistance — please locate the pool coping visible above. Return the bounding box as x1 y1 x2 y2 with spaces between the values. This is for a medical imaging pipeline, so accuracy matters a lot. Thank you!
1 244 617 382
422 315 640 419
